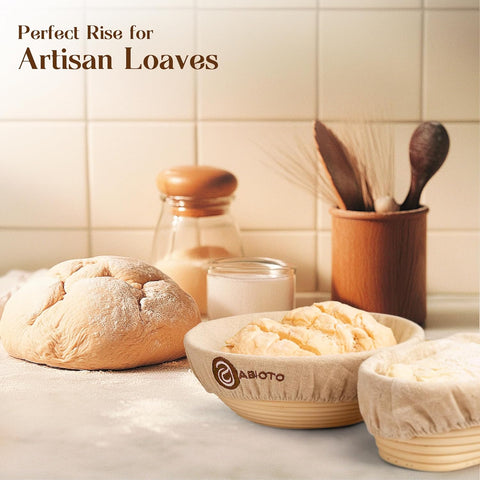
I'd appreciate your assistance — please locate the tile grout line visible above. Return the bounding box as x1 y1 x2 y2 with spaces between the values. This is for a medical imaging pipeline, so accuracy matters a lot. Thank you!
419 0 428 206
314 0 320 293
83 2 93 257
72 7 480 12
1 118 479 124
0 227 478 235
193 1 199 166
420 0 426 122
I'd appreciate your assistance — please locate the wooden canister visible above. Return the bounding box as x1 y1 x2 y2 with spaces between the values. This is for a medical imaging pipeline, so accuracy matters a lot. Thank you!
330 206 428 327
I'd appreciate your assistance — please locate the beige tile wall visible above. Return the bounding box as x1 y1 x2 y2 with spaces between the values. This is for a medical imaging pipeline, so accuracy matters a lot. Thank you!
0 0 478 296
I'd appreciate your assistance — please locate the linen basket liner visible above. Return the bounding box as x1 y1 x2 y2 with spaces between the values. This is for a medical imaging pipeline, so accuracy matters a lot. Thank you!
184 312 424 403
357 332 480 441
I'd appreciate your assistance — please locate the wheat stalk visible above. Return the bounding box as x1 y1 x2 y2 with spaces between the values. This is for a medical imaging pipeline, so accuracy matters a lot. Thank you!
261 135 339 206
336 119 395 210
263 118 397 212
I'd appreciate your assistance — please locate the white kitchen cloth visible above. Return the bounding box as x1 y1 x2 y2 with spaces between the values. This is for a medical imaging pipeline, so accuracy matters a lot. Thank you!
184 312 424 403
358 332 480 440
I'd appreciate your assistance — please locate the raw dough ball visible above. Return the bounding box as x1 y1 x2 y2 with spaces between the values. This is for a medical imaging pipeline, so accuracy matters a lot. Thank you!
0 256 201 370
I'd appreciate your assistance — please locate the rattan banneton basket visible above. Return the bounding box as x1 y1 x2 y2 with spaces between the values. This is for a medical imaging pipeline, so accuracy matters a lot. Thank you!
185 311 424 429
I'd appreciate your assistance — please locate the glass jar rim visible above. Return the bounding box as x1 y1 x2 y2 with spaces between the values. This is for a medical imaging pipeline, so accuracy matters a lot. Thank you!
207 257 295 277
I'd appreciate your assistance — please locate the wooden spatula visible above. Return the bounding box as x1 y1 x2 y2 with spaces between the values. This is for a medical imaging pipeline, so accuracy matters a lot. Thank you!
314 121 367 211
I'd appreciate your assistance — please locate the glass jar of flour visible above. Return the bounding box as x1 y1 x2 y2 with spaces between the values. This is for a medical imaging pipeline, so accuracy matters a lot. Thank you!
152 165 243 315
207 257 296 320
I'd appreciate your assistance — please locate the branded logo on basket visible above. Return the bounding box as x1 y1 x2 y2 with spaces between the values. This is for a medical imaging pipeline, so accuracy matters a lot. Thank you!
211 357 285 390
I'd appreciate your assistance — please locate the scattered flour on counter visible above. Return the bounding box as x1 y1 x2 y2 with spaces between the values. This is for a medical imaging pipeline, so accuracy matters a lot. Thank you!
108 397 201 437
0 353 191 392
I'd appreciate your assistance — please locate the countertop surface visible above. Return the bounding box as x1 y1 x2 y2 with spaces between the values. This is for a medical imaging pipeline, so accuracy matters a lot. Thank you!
1 325 479 480
1 272 479 480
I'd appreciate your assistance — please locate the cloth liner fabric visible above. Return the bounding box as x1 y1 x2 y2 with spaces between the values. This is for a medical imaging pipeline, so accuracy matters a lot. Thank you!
358 332 480 441
184 311 424 403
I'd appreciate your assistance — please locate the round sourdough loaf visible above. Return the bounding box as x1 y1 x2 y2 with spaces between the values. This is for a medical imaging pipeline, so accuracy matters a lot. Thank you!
0 256 201 370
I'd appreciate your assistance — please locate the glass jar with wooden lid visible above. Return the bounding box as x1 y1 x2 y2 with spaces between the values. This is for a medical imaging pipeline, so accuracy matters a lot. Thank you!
152 165 243 315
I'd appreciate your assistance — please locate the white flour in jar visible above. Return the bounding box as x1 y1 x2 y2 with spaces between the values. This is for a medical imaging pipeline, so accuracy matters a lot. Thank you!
207 271 295 320
156 245 232 315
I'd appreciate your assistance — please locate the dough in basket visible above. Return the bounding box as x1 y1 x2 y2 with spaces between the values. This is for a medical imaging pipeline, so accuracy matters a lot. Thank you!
0 256 201 370
223 301 397 356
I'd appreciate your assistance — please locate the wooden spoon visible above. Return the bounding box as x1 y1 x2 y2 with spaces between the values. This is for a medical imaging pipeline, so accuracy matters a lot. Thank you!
401 122 450 211
314 121 367 211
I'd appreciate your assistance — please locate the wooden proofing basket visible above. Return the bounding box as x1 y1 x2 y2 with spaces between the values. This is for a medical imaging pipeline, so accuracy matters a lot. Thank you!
220 398 362 429
375 425 480 472
184 311 424 430
358 333 480 472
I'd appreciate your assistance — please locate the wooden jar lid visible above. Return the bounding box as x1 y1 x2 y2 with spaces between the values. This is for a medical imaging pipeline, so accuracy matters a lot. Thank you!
156 165 237 199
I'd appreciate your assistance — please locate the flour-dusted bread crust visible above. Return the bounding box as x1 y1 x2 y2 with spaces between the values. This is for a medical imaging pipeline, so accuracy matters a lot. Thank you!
0 256 201 370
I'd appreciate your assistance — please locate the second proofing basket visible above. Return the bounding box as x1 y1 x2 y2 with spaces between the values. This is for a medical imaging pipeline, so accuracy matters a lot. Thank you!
330 206 428 327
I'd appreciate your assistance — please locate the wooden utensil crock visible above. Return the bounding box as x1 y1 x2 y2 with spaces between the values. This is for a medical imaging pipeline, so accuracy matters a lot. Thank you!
330 206 428 327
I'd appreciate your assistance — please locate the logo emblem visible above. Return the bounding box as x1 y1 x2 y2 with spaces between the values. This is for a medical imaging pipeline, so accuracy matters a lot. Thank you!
212 357 240 390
